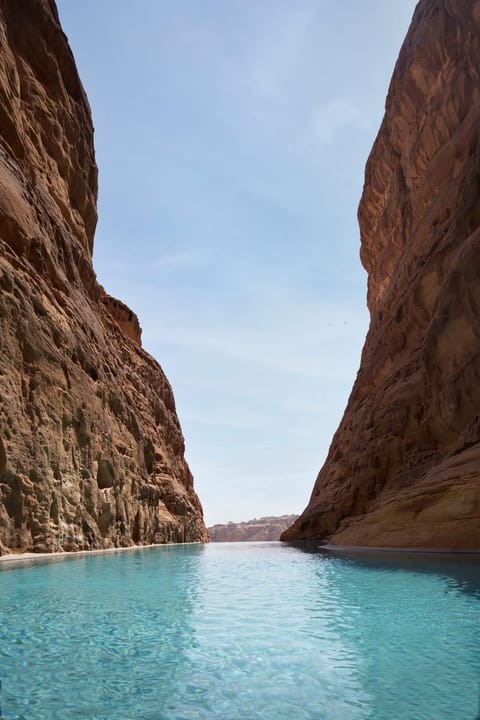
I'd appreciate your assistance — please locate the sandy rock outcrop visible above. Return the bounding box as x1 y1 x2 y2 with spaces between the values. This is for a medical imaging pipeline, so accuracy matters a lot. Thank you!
0 0 207 553
208 515 298 542
100 288 142 346
283 0 480 549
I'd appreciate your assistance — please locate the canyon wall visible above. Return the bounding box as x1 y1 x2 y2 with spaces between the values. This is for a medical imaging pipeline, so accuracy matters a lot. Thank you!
0 0 207 553
208 515 298 542
283 0 480 548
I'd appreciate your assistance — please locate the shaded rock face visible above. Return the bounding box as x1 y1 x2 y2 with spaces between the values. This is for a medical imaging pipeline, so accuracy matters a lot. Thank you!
0 0 207 553
283 0 480 549
208 515 298 543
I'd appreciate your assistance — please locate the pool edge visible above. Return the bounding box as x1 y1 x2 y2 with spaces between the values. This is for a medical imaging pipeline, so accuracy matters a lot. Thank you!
0 541 206 564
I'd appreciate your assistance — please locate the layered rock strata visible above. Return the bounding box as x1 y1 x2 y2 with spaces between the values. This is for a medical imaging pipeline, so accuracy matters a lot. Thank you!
0 0 207 553
283 0 480 548
208 515 298 542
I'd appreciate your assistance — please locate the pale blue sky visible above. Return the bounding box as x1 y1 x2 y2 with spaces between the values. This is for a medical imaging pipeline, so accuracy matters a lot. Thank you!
56 1 417 525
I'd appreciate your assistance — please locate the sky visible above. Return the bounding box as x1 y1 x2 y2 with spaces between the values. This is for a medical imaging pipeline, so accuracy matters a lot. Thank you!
56 0 418 526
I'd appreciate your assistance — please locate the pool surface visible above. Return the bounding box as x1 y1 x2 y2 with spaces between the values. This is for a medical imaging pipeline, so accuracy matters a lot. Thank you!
0 542 479 719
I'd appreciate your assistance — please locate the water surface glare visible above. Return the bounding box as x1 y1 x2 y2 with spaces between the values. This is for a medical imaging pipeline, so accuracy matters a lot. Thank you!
0 542 479 719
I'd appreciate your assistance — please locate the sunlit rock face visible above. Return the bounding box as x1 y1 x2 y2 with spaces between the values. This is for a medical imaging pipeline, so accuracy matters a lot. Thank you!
283 0 480 548
0 0 207 553
208 515 299 542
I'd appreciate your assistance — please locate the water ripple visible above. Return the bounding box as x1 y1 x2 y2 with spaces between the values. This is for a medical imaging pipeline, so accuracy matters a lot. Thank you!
0 543 479 719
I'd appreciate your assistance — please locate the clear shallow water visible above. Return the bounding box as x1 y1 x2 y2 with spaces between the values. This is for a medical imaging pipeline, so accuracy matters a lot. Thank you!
0 543 479 720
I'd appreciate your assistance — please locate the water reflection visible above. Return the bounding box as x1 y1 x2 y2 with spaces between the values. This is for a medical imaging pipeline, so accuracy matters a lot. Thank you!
184 541 373 719
297 544 480 720
317 547 480 599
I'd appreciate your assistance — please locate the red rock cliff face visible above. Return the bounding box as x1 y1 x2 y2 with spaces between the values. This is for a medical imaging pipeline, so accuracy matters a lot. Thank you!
208 515 299 542
283 0 480 549
0 0 207 553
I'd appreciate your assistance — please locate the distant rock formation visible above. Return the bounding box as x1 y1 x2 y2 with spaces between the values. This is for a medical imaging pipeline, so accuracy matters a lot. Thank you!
283 0 480 549
0 0 207 553
209 515 298 542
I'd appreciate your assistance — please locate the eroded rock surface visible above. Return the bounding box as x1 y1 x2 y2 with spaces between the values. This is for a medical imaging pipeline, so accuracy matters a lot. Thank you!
208 515 298 542
283 0 480 548
0 0 207 553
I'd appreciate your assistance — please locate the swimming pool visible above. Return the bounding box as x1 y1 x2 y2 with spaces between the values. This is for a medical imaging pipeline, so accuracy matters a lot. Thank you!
0 542 479 719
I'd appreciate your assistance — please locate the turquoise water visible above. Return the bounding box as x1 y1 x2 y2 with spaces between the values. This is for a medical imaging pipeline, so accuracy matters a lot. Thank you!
0 542 479 720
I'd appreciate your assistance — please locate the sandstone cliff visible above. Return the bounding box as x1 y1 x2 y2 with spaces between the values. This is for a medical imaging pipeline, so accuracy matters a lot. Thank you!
0 0 207 553
208 515 298 542
283 0 480 549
